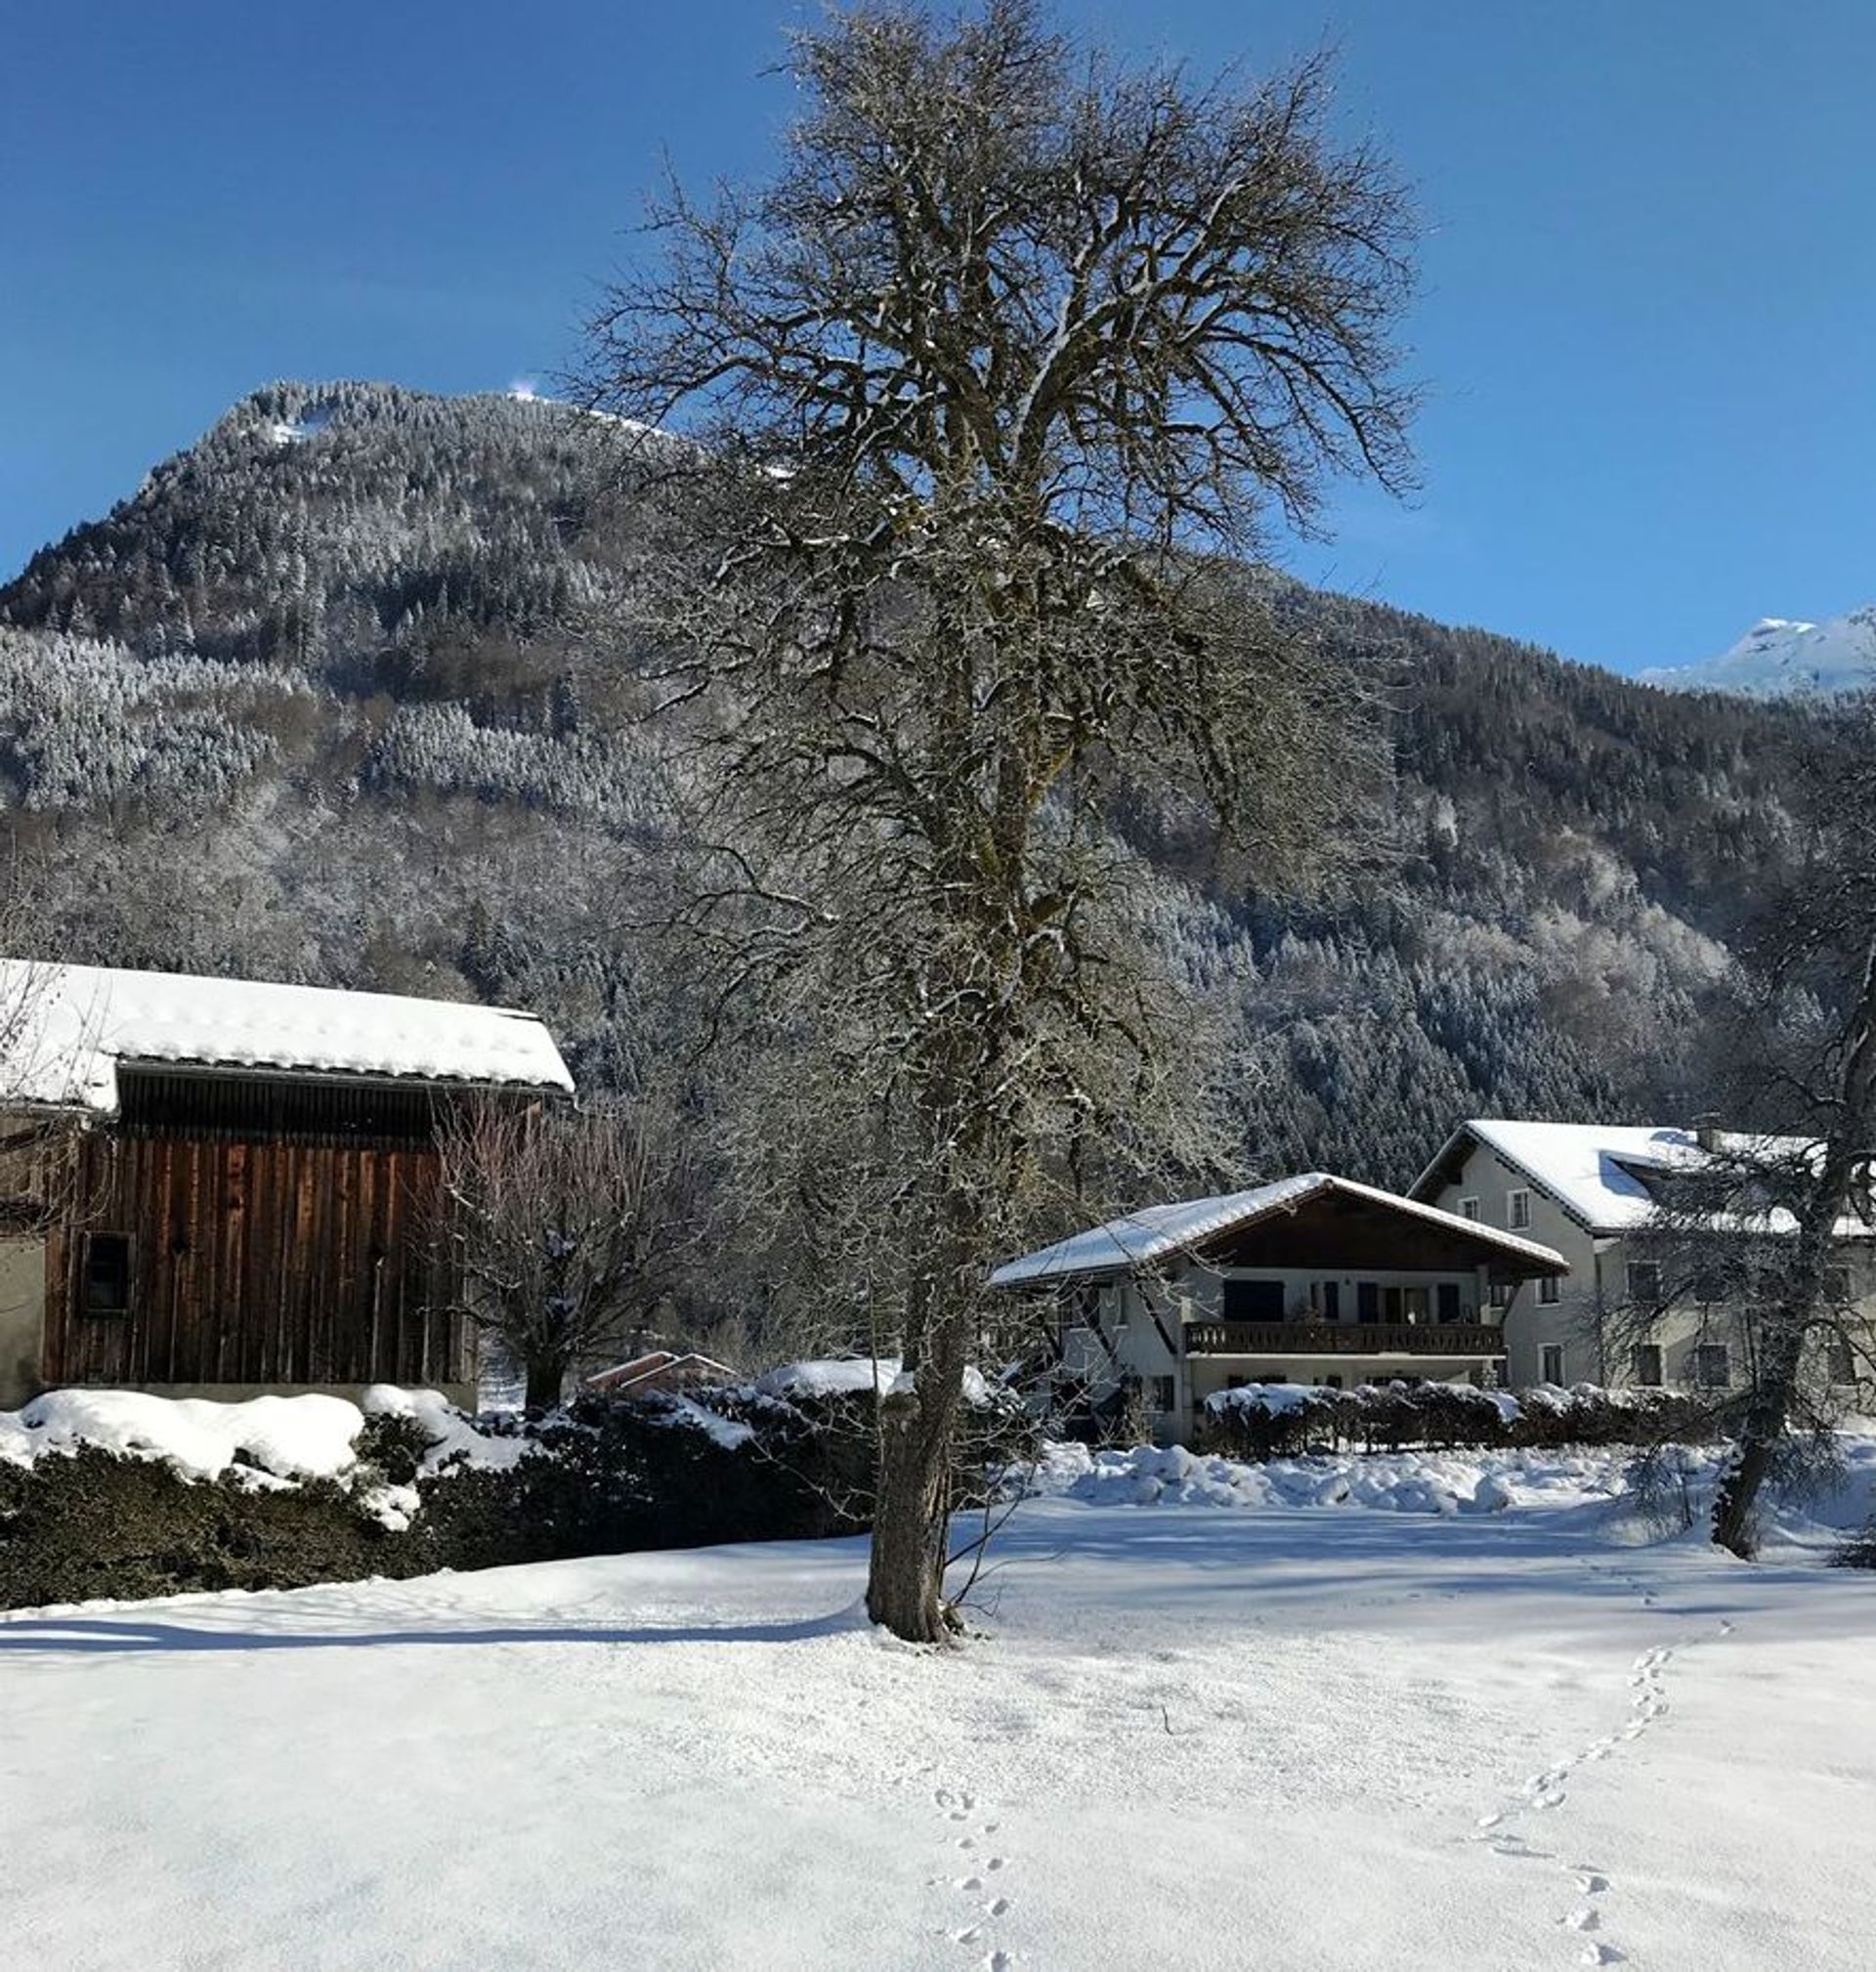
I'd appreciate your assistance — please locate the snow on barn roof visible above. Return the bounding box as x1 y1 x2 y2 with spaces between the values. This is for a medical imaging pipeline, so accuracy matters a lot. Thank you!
989 1172 1564 1287
1414 1120 1874 1238
0 959 574 1113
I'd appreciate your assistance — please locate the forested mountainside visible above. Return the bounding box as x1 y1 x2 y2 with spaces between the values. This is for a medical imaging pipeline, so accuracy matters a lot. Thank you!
0 380 1818 1190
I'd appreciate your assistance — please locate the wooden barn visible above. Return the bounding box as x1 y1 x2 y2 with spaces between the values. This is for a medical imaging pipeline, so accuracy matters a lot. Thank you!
0 960 574 1407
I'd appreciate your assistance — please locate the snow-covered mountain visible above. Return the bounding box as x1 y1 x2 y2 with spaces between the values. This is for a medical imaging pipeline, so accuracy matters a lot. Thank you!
1641 606 1876 699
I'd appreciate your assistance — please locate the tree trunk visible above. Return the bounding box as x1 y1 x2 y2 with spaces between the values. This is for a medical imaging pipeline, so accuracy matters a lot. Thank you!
1711 1322 1804 1559
525 1355 568 1411
866 1210 974 1642
866 1388 959 1642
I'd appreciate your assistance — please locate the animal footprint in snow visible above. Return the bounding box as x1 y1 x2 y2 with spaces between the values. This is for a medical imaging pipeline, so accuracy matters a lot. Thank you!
985 1898 1009 1917
958 1875 984 1891
985 1857 1006 1872
1476 1812 1504 1830
984 1953 1010 1972
1563 1907 1600 1932
1579 1946 1625 1966
1574 1870 1609 1894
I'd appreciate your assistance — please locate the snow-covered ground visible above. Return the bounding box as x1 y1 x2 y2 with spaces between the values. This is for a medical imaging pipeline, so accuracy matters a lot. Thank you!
3 1463 1872 1970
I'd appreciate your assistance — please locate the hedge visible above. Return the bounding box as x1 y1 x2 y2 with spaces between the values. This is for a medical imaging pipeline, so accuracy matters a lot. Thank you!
1192 1381 1720 1462
0 1385 1032 1611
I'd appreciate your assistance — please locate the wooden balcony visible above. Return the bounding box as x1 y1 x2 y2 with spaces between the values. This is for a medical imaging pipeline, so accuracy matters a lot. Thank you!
1182 1320 1503 1358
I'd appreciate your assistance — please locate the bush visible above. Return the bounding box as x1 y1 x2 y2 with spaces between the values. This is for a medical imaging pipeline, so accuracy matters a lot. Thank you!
0 1380 1037 1610
1192 1380 1719 1463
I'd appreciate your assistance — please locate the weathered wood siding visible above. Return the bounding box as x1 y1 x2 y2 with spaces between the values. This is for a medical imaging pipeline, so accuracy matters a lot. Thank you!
42 1132 464 1388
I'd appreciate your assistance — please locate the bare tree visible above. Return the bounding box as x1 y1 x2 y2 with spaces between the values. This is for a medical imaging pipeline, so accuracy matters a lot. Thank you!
437 1096 701 1410
580 1 1415 1639
1626 690 1876 1557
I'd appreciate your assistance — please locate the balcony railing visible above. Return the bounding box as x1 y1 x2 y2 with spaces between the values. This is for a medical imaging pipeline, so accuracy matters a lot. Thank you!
1182 1320 1503 1357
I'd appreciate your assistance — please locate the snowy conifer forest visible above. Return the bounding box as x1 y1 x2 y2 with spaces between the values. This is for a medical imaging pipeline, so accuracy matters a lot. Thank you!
0 377 1815 1207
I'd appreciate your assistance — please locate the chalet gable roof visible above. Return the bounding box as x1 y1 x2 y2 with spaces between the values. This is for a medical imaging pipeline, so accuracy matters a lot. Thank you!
0 958 574 1114
989 1171 1564 1287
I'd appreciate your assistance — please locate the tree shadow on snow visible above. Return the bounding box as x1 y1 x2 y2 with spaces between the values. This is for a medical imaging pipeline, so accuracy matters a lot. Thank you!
0 1604 871 1656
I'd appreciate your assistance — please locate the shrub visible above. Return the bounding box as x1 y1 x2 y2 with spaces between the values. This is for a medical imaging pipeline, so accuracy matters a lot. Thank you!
0 1379 1037 1609
1192 1380 1721 1463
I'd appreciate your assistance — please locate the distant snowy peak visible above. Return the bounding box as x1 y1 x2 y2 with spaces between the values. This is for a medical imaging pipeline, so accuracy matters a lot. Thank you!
1642 606 1876 699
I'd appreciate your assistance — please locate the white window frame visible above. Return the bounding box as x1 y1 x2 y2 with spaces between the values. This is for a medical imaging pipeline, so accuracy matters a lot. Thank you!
1537 1273 1562 1306
1507 1187 1532 1231
1458 1195 1480 1222
1540 1344 1566 1385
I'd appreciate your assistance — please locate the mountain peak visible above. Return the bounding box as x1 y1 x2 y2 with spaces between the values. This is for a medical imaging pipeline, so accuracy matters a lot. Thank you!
1640 604 1876 699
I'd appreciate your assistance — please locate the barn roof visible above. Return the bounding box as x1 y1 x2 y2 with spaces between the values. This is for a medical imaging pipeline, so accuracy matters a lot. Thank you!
989 1171 1565 1287
0 958 574 1113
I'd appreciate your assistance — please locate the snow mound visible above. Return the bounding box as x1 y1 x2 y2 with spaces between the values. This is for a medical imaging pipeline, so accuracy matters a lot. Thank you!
0 1386 533 1484
756 1358 994 1404
0 1390 363 1481
361 1386 532 1472
1028 1441 1641 1516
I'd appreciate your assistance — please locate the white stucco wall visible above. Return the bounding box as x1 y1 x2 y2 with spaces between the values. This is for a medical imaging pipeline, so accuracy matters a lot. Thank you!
1426 1136 1876 1392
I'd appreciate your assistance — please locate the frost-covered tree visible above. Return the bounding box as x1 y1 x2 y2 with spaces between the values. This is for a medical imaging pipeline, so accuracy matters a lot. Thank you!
579 0 1419 1639
1625 691 1876 1557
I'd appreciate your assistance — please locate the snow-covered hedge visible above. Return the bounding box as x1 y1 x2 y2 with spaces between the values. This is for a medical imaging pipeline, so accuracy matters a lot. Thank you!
1194 1379 1718 1461
0 1375 1031 1609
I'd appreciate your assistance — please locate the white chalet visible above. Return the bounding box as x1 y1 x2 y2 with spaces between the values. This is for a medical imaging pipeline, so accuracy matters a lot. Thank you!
992 1172 1565 1444
1410 1119 1876 1393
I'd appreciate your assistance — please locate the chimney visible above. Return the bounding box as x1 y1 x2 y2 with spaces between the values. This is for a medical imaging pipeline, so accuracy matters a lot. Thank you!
1691 1113 1723 1153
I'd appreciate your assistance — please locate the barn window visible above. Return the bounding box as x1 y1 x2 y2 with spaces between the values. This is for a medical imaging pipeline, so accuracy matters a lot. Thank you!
82 1232 133 1315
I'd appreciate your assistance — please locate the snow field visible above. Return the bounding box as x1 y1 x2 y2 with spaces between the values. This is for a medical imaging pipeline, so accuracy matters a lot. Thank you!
2 1479 1874 1969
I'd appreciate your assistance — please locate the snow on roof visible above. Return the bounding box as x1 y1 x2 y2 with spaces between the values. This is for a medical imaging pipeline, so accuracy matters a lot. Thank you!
989 1172 1564 1287
0 958 574 1112
1421 1120 1872 1238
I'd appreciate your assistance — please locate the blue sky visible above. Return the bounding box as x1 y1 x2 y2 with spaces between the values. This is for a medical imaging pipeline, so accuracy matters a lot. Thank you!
3 0 1871 673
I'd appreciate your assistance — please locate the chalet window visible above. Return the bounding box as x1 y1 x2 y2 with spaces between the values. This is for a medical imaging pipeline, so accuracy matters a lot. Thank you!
1508 1188 1532 1230
1147 1376 1174 1413
1321 1280 1342 1322
1356 1282 1381 1324
1401 1285 1429 1323
1693 1345 1731 1390
1222 1278 1285 1322
1436 1282 1462 1323
1487 1280 1514 1309
1536 1272 1561 1306
1627 1262 1662 1306
1540 1344 1566 1385
81 1232 133 1316
1322 1374 1343 1390
1630 1343 1664 1388
1693 1272 1726 1306
1382 1285 1405 1322
1458 1196 1480 1222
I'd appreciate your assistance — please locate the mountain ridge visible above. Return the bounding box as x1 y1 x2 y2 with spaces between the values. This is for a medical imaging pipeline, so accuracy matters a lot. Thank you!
0 379 1825 1190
